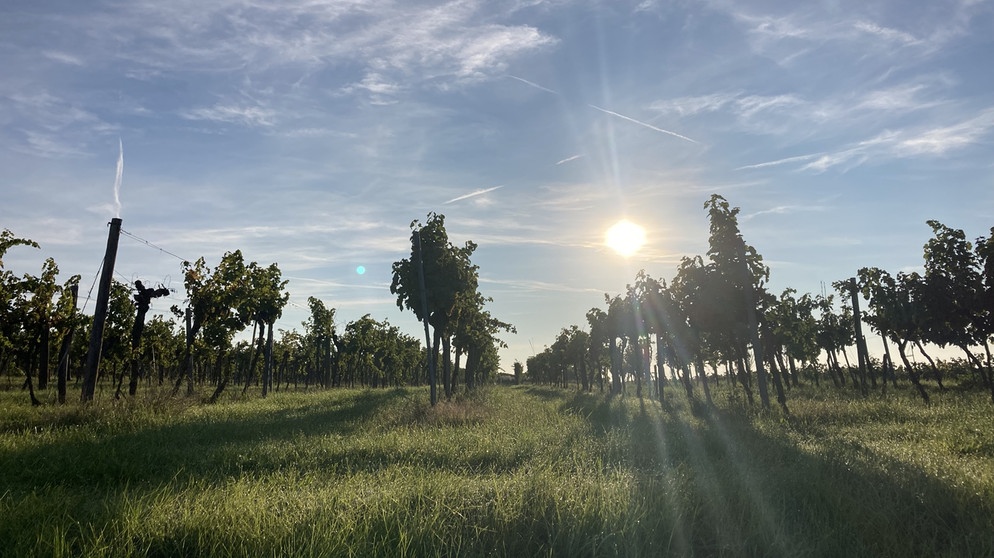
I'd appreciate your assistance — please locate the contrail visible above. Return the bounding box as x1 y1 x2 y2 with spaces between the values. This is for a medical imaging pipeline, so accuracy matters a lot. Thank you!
113 138 124 218
506 75 560 95
588 104 698 144
735 153 820 171
444 185 504 205
556 154 583 165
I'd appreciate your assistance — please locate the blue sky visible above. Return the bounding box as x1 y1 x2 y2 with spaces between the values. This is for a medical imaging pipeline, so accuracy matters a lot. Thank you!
2 0 992 369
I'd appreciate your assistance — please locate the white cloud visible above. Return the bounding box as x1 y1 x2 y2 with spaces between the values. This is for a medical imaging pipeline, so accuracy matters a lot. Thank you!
479 276 608 294
720 2 986 66
75 0 557 94
648 93 737 117
741 204 828 221
742 111 994 173
181 104 278 127
736 153 821 171
895 109 994 156
853 84 936 112
853 20 920 46
444 185 504 205
555 154 583 165
42 50 84 66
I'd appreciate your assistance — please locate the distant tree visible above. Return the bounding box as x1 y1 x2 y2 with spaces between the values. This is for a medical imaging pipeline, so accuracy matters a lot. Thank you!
105 281 136 398
856 269 930 403
140 315 184 388
526 349 556 385
172 251 253 398
391 213 479 404
549 330 570 388
337 315 424 388
919 221 991 401
975 227 994 382
814 293 854 388
303 297 336 387
637 270 710 404
603 294 628 395
670 256 713 402
703 194 772 409
585 307 609 392
452 297 515 392
546 325 589 390
565 326 590 392
243 262 289 398
0 230 40 362
18 257 61 400
2 243 86 404
767 288 819 386
53 274 81 403
273 328 304 390
623 282 651 398
1 231 43 404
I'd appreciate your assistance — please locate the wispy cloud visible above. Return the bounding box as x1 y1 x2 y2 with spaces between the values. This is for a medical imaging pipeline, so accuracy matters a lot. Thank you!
40 1 557 103
444 185 504 205
2 91 117 156
895 109 994 156
725 3 985 65
648 93 738 117
851 83 941 112
799 131 898 172
17 130 89 158
853 20 920 46
341 73 403 105
736 153 822 171
740 109 994 173
648 92 804 136
555 154 583 165
181 104 278 127
42 50 84 66
506 74 559 95
588 104 698 144
741 204 827 221
479 276 609 294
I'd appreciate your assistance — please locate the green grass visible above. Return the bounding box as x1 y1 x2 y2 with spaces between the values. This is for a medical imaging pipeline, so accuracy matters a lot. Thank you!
1 383 992 557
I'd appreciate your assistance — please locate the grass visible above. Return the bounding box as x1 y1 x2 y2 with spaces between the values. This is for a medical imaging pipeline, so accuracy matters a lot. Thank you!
1 382 992 557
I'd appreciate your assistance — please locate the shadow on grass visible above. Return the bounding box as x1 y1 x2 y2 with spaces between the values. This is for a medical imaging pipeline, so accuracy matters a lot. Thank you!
4 386 992 556
553 388 993 556
1 388 410 489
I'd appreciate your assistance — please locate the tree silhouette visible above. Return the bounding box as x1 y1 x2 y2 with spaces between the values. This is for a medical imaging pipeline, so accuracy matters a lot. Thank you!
304 297 336 388
920 221 990 400
391 213 480 404
856 269 930 403
173 251 253 398
704 194 772 409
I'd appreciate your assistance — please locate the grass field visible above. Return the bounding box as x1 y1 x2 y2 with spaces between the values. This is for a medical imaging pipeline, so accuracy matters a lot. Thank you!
1 382 992 557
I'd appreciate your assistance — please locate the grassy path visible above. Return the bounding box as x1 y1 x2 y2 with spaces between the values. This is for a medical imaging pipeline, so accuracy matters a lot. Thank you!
1 385 992 556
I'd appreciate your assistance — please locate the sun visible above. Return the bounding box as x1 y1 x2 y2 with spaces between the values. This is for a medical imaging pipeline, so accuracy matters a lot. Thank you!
605 219 646 257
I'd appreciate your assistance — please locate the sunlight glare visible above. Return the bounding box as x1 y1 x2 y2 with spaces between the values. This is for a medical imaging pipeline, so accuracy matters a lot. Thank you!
605 219 646 258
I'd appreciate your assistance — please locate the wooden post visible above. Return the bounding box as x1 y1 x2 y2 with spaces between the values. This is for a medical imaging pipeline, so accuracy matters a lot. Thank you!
849 277 870 395
81 218 122 402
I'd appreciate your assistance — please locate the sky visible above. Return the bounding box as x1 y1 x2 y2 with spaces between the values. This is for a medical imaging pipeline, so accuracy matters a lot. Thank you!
2 0 993 370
